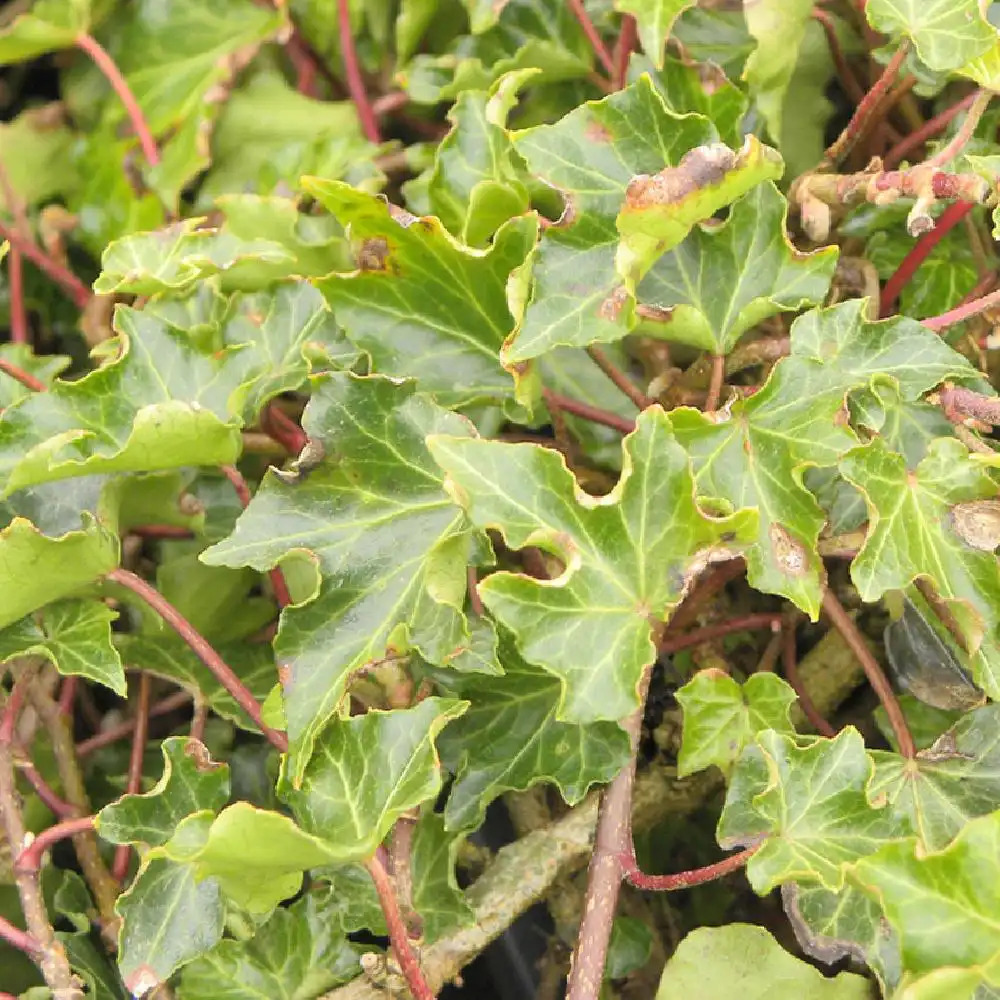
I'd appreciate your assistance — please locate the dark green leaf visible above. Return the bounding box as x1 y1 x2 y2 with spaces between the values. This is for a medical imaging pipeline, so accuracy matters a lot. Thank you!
410 812 474 943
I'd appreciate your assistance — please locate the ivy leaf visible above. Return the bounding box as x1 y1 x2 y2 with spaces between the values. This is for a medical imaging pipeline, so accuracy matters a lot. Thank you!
0 345 70 410
637 181 838 354
852 812 1000 984
202 374 479 780
840 437 1000 699
718 728 898 894
429 406 757 725
869 704 1000 852
864 0 996 72
280 699 467 859
410 812 474 943
675 670 797 779
613 1 694 68
115 857 224 996
438 630 631 831
307 178 537 405
654 923 873 1000
0 108 74 214
505 75 715 362
97 737 229 849
62 932 129 1000
0 0 89 64
0 598 125 695
177 889 361 1000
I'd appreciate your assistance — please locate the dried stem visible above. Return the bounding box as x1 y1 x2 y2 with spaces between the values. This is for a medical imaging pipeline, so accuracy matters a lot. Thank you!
621 843 760 891
705 354 725 412
0 220 91 309
658 613 781 657
568 0 615 76
924 89 991 169
364 847 434 1000
15 815 96 874
112 672 150 883
336 0 379 143
821 588 914 758
884 91 977 169
543 389 635 434
823 42 908 166
107 568 287 752
923 286 1000 332
75 33 159 165
76 689 193 757
189 692 208 742
586 344 652 409
782 620 836 737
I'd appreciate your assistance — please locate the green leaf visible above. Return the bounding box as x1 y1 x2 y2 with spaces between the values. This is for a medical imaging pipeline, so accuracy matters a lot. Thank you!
505 75 715 361
203 373 479 779
308 178 537 405
0 516 118 630
718 728 898 894
410 812 474 943
673 7 755 79
97 737 229 848
742 0 814 142
0 0 89 65
671 299 978 615
869 705 1000 852
655 923 873 999
116 857 224 995
852 811 1000 983
429 406 757 725
0 107 74 213
438 630 631 831
636 181 838 354
177 889 361 1000
281 699 467 859
613 1 694 68
865 0 996 72
675 670 797 779
0 598 124 695
841 437 1000 699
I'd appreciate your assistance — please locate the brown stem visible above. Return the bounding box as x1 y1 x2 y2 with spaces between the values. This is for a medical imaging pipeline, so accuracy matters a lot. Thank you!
128 524 195 540
568 0 615 76
364 847 434 1000
704 354 725 412
58 676 77 716
613 14 636 90
938 385 1000 425
823 43 909 166
0 156 33 345
372 91 409 116
924 89 991 169
75 33 159 165
0 912 39 956
262 401 307 454
658 613 781 657
781 620 836 737
106 569 287 752
666 558 746 633
585 345 652 409
542 389 635 434
0 357 46 393
336 0 379 143
755 630 783 673
565 668 651 1000
112 672 150 883
76 690 193 757
189 692 208 742
621 843 759 891
467 566 484 618
821 589 914 758
812 9 865 105
923 286 1000 332
390 814 421 937
15 815 96 874
0 220 91 309
884 92 977 169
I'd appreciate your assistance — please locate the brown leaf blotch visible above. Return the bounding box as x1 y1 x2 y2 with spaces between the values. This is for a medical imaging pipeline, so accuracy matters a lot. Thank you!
769 523 809 576
950 499 1000 552
598 285 629 321
357 237 391 272
585 121 614 143
626 144 738 209
183 740 222 772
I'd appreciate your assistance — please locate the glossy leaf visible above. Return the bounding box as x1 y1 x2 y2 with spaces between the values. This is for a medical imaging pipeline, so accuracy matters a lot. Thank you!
613 1 694 68
410 812 475 943
718 728 898 894
429 406 757 725
202 374 480 780
675 670 797 779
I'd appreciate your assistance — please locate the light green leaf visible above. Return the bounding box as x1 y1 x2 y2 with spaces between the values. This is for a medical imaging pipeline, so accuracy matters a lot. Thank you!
429 406 757 725
613 1 694 69
865 0 996 72
637 181 837 354
0 107 74 214
97 737 229 849
676 670 797 779
0 0 89 64
655 923 873 999
410 812 474 943
718 728 898 894
308 178 537 406
202 374 480 781
0 598 124 695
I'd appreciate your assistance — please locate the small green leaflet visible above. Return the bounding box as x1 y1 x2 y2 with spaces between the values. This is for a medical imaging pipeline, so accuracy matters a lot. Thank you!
429 406 757 725
613 1 694 69
409 812 475 943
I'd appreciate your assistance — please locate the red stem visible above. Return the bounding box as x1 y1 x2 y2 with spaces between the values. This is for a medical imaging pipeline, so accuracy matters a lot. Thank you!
57 677 76 717
781 623 836 737
0 357 46 393
221 464 291 607
938 385 1000 425
923 286 1000 332
586 345 652 409
812 9 865 106
658 613 781 656
621 844 760 891
75 33 159 166
543 389 635 434
285 33 319 98
76 690 193 757
879 201 973 315
0 221 90 310
613 14 636 90
364 847 435 1000
7 248 27 344
883 92 977 169
128 524 195 539
113 672 150 883
336 0 380 143
0 674 29 745
666 558 747 633
0 913 39 956
568 0 615 76
16 815 96 873
106 569 288 752
262 402 307 454
16 754 76 820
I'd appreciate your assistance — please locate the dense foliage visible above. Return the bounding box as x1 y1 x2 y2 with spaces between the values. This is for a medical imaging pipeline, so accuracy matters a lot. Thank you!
4 1 1000 998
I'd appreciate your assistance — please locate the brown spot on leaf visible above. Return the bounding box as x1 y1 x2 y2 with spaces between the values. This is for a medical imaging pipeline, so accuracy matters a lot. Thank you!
769 523 809 576
599 285 629 321
585 121 614 143
278 663 293 687
388 203 419 228
357 237 391 271
625 144 737 209
126 966 162 998
951 499 1000 551
183 740 223 772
